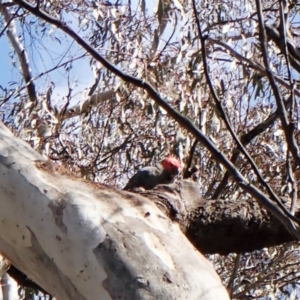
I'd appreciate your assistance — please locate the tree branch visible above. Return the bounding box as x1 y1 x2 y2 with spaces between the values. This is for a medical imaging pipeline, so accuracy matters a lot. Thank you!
255 0 300 163
0 1 37 103
12 0 300 239
0 122 229 300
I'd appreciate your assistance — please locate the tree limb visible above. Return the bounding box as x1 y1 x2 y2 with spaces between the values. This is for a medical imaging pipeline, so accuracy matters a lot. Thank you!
0 122 229 300
0 1 37 103
12 0 300 239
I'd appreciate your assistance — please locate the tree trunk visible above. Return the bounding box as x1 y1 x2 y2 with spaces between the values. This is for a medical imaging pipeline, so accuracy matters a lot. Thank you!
0 122 229 299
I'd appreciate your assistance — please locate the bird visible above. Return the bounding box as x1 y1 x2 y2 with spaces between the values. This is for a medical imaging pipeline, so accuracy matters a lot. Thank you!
123 155 181 191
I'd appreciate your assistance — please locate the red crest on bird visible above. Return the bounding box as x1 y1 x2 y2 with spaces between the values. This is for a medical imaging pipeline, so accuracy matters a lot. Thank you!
161 155 181 172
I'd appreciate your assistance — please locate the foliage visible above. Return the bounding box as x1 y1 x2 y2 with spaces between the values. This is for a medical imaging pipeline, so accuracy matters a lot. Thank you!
1 0 300 298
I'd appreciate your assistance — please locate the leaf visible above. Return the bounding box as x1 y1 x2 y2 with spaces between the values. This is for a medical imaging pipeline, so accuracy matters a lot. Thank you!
24 101 35 110
146 103 154 115
151 29 160 54
157 0 164 26
173 0 185 17
140 0 146 15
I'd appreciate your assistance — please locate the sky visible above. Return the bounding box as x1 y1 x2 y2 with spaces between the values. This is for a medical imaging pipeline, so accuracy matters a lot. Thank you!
0 0 167 108
2 3 300 300
0 12 98 107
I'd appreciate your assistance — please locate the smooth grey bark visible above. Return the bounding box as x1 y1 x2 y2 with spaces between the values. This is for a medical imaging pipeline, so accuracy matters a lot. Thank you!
0 122 229 300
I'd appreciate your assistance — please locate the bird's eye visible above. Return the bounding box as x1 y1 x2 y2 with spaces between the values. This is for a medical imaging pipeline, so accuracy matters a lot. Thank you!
172 166 179 175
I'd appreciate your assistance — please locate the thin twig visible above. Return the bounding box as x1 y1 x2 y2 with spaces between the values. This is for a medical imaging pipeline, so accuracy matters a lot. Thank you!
279 0 298 214
210 38 300 98
192 0 300 224
255 0 300 163
227 253 240 299
213 97 291 199
13 0 300 239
